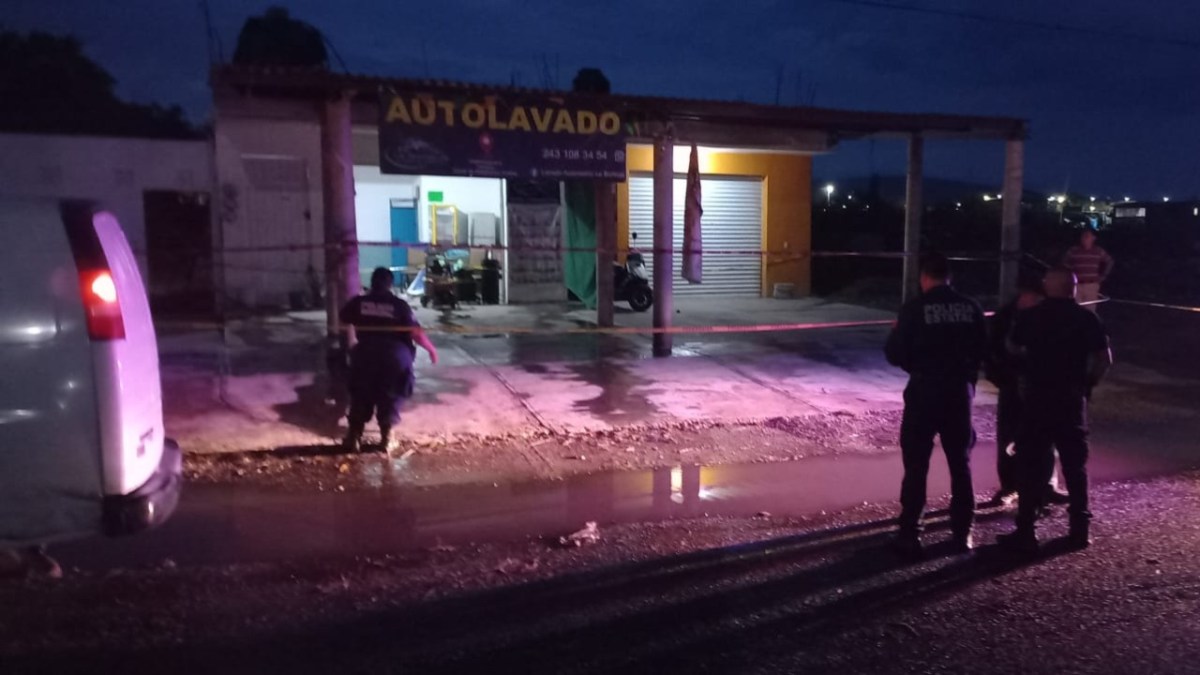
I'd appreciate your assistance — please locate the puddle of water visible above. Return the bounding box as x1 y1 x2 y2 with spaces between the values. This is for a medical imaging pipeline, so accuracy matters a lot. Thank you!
54 442 1186 572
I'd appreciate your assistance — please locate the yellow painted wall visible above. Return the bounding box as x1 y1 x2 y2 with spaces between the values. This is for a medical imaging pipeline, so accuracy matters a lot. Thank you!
616 145 812 296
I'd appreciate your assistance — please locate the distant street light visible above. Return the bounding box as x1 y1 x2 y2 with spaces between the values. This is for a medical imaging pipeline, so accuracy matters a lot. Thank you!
824 184 835 206
1164 196 1171 202
983 194 992 202
1124 196 1132 202
1089 196 1096 202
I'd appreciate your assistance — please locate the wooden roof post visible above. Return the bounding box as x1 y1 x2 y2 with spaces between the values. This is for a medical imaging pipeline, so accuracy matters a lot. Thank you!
595 181 617 328
999 137 1025 303
320 91 359 343
652 133 674 357
902 133 924 303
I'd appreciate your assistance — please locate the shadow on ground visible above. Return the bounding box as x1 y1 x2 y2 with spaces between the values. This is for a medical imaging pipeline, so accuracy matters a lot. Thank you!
17 509 1069 675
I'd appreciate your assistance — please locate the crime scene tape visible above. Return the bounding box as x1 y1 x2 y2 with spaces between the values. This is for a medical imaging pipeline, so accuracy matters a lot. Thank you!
1108 298 1200 313
148 238 1007 262
157 317 901 336
157 294 1174 340
350 318 900 336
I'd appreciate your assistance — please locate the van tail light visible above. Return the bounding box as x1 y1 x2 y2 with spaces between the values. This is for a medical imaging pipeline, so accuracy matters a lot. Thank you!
80 269 126 340
61 202 126 342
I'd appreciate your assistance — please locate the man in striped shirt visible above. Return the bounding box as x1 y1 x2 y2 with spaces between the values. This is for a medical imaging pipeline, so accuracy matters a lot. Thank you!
1063 228 1114 312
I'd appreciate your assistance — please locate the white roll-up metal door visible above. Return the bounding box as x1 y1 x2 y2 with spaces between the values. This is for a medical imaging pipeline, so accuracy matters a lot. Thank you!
628 174 763 297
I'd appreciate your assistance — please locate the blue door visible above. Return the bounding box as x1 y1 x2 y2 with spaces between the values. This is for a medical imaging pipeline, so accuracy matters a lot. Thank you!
389 205 418 268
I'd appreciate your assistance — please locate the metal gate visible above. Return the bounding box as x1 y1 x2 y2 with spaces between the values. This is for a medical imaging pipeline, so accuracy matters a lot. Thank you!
628 175 763 297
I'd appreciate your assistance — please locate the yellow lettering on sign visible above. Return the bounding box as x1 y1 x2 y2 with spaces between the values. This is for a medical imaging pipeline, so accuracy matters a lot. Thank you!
386 97 412 124
462 103 486 128
412 97 436 125
576 110 598 134
552 109 576 133
437 100 456 126
599 112 620 135
530 108 554 132
508 107 531 131
486 104 508 130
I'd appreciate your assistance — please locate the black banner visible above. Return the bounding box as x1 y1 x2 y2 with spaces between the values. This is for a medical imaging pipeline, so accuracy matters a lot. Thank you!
379 90 627 181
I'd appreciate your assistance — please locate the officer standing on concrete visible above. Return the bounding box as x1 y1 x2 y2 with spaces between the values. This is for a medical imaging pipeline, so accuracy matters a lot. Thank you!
999 267 1112 553
339 267 438 453
885 253 987 556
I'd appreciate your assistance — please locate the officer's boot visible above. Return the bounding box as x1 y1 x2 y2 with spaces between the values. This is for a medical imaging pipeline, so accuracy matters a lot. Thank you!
1068 516 1091 550
952 530 975 554
997 526 1040 556
342 421 365 454
378 425 398 454
890 530 924 560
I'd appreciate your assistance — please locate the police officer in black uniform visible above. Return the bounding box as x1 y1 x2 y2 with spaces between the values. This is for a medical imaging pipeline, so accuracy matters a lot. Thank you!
339 267 438 453
986 268 1069 507
885 253 987 556
999 266 1111 553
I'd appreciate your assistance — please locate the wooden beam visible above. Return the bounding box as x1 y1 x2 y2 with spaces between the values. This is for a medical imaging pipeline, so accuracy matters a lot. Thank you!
320 94 360 340
902 134 924 303
999 138 1024 303
652 136 674 357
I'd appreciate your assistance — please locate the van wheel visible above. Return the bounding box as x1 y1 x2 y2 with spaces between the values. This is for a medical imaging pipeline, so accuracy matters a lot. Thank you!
629 287 653 312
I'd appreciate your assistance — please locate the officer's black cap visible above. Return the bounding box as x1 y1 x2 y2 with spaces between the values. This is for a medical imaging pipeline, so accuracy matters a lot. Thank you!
370 267 394 290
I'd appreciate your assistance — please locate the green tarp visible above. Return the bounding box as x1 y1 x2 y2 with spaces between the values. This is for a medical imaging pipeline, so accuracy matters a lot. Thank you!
563 182 597 308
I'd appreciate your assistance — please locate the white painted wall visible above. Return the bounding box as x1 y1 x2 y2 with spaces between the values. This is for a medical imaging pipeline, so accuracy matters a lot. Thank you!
417 175 504 245
353 165 418 276
0 132 210 274
214 111 323 308
214 112 508 308
353 166 418 244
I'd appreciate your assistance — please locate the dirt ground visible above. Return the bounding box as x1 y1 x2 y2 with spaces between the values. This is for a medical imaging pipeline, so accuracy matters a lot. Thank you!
184 405 999 489
2 473 1197 674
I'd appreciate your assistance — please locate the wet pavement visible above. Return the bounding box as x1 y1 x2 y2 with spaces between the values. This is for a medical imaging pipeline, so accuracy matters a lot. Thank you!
52 429 1194 572
57 302 1200 571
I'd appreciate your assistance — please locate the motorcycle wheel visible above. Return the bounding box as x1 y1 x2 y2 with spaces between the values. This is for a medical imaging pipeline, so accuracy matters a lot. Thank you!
629 286 653 312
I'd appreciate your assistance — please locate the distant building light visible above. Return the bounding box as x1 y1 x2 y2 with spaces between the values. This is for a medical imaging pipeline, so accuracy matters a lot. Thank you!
1124 196 1132 202
1194 207 1199 217
1089 196 1096 202
983 194 992 202
1088 205 1095 212
995 194 1003 200
1163 196 1171 202
956 202 962 208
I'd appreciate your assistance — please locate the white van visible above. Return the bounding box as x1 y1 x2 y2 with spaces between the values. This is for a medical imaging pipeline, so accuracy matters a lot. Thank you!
0 199 181 547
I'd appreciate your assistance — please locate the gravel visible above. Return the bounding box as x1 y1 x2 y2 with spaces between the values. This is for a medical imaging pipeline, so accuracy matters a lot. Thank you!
2 472 1198 674
184 406 998 490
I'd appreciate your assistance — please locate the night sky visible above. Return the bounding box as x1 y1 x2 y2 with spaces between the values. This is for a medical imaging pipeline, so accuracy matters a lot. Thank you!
6 0 1199 198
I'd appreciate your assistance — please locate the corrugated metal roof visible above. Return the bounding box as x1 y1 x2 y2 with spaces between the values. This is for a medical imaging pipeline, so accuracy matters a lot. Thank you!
211 65 1027 140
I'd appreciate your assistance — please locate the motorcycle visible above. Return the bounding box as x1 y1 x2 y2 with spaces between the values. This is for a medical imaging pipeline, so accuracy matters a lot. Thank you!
614 250 653 312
